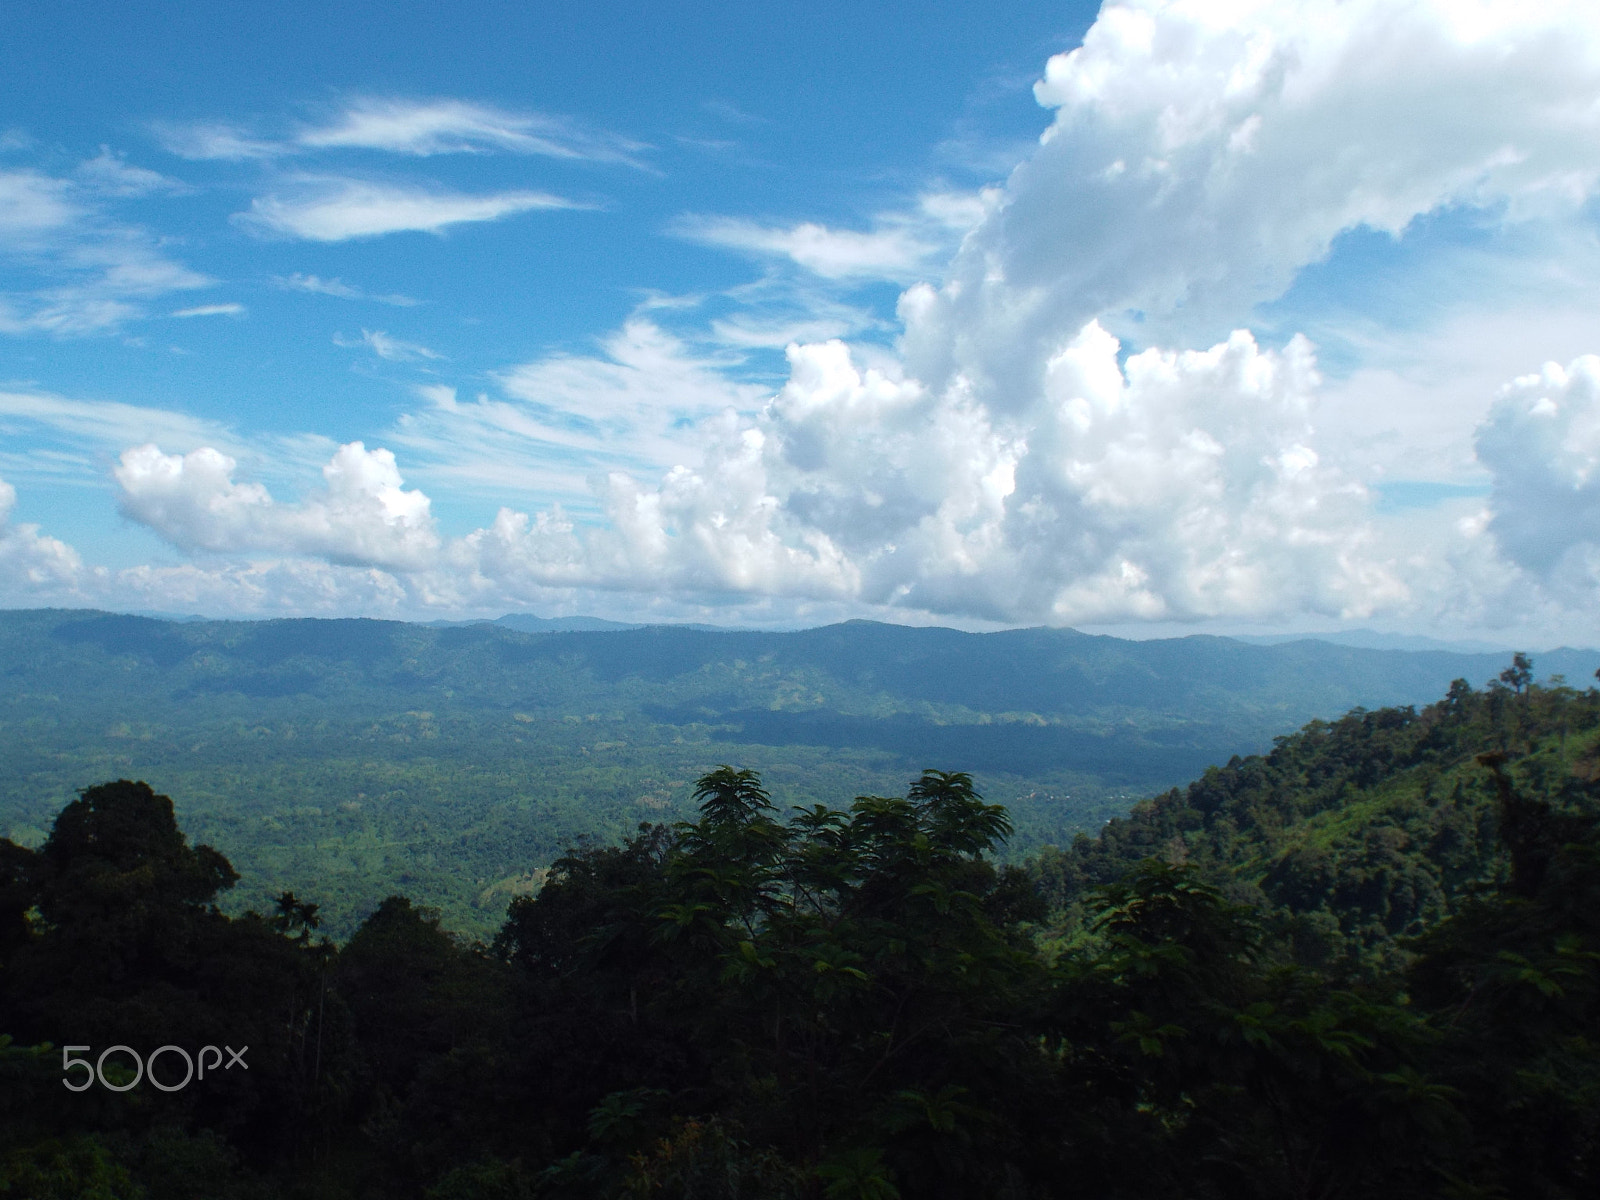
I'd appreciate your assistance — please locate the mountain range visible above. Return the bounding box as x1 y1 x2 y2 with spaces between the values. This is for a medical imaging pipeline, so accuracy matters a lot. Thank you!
2 607 1593 934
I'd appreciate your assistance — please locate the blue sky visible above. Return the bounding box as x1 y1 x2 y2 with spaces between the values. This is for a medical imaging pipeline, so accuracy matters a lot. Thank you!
2 0 1599 644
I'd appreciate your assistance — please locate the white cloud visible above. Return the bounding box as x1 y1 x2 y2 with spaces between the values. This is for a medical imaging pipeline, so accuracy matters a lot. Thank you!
475 326 1392 623
706 312 861 349
154 99 645 169
676 190 996 283
0 169 80 242
1307 300 1600 493
497 318 762 429
388 320 767 504
384 325 1396 624
1476 354 1600 602
0 295 140 337
681 217 935 282
66 330 1594 641
153 121 280 161
115 441 440 570
0 164 210 336
903 0 1600 409
334 328 443 361
238 178 577 241
74 149 186 197
465 431 861 600
0 469 428 616
0 474 85 597
0 389 239 466
69 310 1512 633
646 275 888 353
12 0 1598 643
75 238 209 298
296 98 647 165
276 273 419 306
172 302 244 318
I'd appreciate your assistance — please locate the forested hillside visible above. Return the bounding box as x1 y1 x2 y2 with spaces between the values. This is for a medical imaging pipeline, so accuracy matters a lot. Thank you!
5 607 1592 935
2 669 1597 1198
1033 660 1600 970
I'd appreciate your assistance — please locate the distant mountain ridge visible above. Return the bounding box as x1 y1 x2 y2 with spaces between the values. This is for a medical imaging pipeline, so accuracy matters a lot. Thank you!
441 612 1583 657
1230 629 1516 654
2 606 1595 934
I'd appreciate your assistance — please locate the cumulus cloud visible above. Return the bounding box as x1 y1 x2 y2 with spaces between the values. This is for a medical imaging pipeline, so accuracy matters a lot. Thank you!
0 475 85 596
903 0 1600 410
238 178 577 241
0 468 434 616
525 327 1392 622
1477 355 1600 601
115 441 440 569
383 326 1393 624
79 332 1591 636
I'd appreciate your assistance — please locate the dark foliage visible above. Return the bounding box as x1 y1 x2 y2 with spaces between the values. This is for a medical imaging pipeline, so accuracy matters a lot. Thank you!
2 673 1598 1197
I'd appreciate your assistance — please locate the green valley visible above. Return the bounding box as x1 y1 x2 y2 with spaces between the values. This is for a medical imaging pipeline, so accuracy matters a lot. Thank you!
2 607 1594 935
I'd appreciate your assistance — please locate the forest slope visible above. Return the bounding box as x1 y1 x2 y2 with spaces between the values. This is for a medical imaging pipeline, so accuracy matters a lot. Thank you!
1034 669 1600 971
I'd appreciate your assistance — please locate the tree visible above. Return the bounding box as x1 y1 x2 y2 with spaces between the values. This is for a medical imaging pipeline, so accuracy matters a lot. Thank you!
0 838 36 964
1500 651 1534 695
271 890 322 940
0 780 350 1173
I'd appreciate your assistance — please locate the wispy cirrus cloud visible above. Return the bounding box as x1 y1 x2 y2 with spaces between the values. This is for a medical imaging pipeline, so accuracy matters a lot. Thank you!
334 328 444 361
74 149 187 197
155 97 648 167
0 163 211 336
276 273 419 306
0 387 240 465
0 387 340 499
384 319 767 505
172 302 244 318
297 98 648 166
238 177 579 241
681 217 934 282
152 121 281 162
674 190 996 283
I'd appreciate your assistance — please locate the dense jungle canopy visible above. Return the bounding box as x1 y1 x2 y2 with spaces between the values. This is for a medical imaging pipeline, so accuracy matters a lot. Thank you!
2 666 1598 1198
